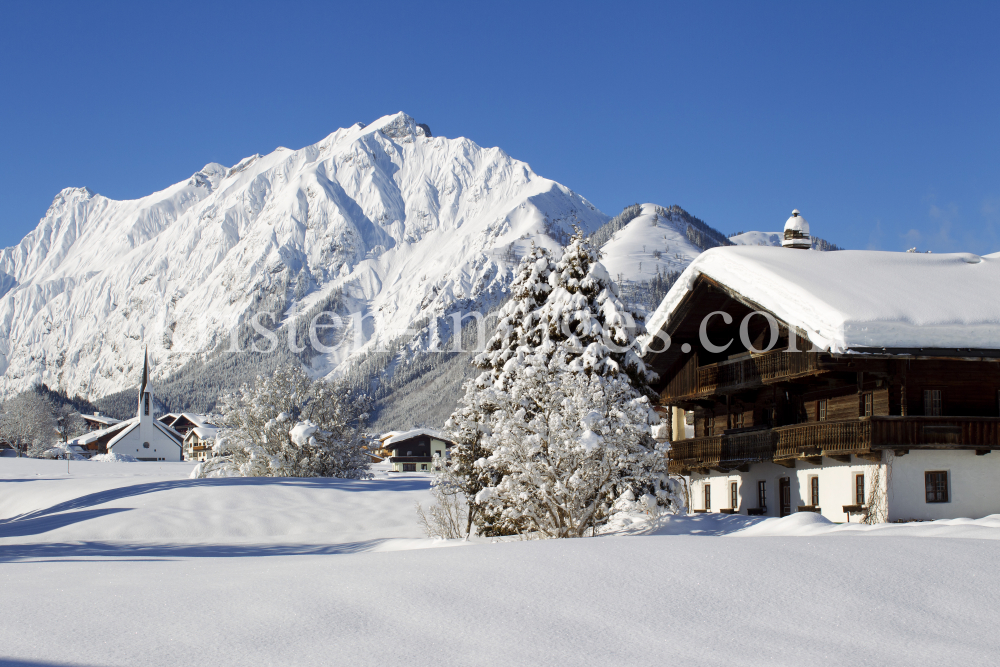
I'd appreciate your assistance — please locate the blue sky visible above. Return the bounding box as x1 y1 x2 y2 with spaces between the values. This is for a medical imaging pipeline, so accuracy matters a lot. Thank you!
1 1 997 253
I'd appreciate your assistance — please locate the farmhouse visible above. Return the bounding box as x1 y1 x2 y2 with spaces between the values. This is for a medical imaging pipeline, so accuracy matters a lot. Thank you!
383 429 454 472
643 211 1000 522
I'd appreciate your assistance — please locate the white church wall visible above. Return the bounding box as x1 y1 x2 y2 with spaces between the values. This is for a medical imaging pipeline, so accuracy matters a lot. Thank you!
109 425 181 462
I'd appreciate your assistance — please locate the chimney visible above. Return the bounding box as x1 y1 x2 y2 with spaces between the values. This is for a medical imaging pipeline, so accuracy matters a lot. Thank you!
782 209 812 249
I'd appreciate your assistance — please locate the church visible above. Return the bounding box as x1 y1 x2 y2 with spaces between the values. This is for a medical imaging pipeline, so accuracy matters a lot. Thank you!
74 350 184 461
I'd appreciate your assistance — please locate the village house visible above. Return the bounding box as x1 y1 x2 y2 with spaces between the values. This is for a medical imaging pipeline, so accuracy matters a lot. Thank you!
643 211 1000 522
182 425 220 462
81 413 121 432
383 429 454 472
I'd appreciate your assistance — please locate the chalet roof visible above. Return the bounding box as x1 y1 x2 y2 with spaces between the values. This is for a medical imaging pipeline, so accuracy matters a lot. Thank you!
82 413 122 426
644 247 1000 354
383 428 453 447
73 421 130 445
159 413 216 429
187 425 220 441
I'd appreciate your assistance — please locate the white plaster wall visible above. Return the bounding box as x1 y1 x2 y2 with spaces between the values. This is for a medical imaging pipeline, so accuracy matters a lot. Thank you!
888 450 1000 521
689 456 885 523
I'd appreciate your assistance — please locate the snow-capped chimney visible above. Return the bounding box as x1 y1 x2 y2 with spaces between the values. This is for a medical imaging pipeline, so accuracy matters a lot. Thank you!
782 209 811 249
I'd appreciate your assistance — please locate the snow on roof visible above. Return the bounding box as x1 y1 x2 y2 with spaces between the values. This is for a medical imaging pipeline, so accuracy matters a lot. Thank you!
644 246 1000 353
73 420 133 445
82 413 122 425
161 413 216 428
384 428 452 447
189 426 220 440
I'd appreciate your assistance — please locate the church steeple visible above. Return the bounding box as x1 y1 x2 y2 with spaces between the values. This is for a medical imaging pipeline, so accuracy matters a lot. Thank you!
137 347 151 419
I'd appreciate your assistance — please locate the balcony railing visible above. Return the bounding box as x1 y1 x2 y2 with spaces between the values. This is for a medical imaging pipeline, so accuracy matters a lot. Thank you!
774 420 872 459
662 351 823 401
668 416 1000 472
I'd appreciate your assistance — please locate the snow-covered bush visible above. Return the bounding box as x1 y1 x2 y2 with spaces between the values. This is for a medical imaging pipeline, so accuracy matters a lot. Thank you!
192 364 373 479
416 483 469 540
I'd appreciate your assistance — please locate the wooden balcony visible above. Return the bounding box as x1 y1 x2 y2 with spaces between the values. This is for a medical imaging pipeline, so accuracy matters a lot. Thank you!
661 351 823 402
668 416 1000 473
668 429 776 474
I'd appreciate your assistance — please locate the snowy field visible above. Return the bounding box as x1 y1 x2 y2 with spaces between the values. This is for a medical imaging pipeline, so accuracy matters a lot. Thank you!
3 459 1000 666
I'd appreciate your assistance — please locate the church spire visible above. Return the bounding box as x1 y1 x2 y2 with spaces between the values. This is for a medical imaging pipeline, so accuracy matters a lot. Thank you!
140 346 149 395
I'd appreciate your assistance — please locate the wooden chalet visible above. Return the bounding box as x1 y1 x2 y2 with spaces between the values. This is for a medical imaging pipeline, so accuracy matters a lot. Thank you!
643 214 1000 522
382 429 454 472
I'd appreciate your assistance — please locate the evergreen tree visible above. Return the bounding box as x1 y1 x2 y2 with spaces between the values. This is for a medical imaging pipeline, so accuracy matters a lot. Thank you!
477 358 674 537
534 228 654 388
474 243 556 389
434 231 679 539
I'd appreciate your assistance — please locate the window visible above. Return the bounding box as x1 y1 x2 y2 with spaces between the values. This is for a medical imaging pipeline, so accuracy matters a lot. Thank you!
143 442 150 449
757 481 767 509
923 390 942 416
818 399 828 421
403 463 416 472
730 482 738 510
855 474 865 505
810 476 819 506
704 483 711 511
863 392 873 417
420 464 428 471
144 394 150 416
704 416 714 437
925 471 949 503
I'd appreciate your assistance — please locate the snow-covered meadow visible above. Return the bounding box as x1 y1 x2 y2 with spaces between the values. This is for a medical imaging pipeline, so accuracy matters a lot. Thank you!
3 458 1000 666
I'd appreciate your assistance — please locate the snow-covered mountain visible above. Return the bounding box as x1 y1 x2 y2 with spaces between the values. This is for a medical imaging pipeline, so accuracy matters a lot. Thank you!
0 112 607 400
597 203 715 284
730 230 842 251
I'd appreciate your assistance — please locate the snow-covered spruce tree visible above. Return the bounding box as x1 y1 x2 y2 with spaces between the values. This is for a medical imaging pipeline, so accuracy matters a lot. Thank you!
478 358 674 538
432 377 504 538
194 364 373 479
425 244 557 537
474 243 557 389
534 227 653 388
443 231 677 538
